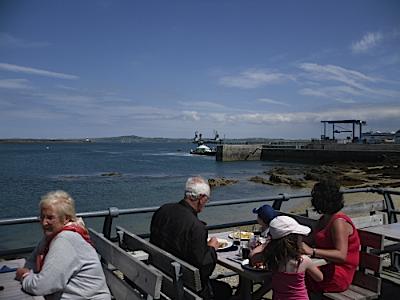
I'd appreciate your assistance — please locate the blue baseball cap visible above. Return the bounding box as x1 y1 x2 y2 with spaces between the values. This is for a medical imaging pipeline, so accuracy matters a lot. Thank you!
252 204 277 224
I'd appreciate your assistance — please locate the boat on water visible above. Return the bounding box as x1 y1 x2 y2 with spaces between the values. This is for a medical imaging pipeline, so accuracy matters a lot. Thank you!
190 144 216 156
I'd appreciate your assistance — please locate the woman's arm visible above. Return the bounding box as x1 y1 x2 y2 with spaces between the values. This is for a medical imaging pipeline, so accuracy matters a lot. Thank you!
22 233 80 295
302 218 351 263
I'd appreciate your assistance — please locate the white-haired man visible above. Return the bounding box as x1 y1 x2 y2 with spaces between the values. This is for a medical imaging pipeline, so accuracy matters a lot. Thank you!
150 176 232 300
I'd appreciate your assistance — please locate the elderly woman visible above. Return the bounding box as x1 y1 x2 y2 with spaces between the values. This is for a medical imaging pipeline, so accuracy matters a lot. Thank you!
16 190 111 300
301 177 360 293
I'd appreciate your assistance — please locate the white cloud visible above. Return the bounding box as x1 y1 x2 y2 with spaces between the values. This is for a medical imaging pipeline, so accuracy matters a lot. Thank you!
298 63 400 99
0 78 33 89
299 85 362 100
351 32 383 53
0 32 50 48
258 98 290 106
207 105 400 125
299 63 377 86
181 111 201 121
0 63 78 80
219 69 291 88
178 101 226 110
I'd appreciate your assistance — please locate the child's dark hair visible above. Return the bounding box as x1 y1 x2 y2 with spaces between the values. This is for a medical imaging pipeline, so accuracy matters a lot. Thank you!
264 233 302 271
311 176 344 214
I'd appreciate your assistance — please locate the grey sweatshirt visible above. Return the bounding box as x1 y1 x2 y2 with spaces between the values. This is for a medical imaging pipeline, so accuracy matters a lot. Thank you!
23 231 111 300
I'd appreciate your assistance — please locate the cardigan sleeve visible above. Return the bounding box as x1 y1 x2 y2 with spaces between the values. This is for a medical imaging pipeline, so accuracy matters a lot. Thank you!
22 232 81 296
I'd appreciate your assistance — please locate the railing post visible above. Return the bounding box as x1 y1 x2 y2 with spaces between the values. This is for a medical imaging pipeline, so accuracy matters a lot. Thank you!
273 193 289 210
382 190 397 224
102 207 119 240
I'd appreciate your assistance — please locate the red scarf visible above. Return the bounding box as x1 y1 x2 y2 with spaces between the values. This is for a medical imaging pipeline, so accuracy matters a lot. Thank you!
36 224 93 272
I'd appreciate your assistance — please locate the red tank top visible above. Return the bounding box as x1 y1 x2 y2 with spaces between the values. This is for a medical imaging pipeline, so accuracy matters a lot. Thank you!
306 212 360 292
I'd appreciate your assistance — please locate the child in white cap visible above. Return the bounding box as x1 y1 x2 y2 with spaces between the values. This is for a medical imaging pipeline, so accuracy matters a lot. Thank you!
264 216 323 300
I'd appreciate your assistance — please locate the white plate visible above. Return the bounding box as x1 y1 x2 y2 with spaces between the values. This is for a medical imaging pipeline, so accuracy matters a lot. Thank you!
241 263 269 272
208 237 233 250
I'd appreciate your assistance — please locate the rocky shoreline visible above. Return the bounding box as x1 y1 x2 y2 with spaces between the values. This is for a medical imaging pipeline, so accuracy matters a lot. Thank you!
209 159 400 190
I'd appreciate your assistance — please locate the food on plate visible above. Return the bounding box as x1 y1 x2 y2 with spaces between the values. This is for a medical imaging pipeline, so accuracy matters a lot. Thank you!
207 237 232 249
229 231 254 240
217 238 229 249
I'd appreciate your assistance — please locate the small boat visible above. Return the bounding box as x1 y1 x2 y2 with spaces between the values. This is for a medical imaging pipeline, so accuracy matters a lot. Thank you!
190 144 216 156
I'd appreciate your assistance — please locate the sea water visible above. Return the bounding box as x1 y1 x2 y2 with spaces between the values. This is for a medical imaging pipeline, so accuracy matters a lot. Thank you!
0 142 311 251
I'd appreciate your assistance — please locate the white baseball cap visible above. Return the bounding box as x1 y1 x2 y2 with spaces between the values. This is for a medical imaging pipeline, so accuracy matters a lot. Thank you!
269 216 311 239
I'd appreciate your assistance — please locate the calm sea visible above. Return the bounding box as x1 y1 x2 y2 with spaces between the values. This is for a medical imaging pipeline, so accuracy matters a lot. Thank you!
0 142 310 251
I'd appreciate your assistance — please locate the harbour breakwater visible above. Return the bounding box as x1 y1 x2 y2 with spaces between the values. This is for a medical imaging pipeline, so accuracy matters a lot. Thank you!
216 143 400 163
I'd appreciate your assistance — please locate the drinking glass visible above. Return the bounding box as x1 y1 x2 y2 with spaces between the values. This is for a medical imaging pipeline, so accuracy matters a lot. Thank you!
232 227 241 246
252 224 261 236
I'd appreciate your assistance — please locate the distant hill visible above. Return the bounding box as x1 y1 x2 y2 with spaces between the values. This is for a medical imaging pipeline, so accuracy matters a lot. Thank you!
92 135 190 143
0 135 309 144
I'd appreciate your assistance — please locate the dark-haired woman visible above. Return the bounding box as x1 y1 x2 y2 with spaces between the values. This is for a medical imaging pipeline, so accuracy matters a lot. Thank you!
301 178 360 293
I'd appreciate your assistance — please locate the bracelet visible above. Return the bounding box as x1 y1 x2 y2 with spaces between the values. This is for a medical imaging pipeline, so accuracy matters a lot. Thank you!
312 248 316 258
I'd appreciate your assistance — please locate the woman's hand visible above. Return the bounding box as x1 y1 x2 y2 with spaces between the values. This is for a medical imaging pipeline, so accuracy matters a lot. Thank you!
300 242 313 256
15 268 30 282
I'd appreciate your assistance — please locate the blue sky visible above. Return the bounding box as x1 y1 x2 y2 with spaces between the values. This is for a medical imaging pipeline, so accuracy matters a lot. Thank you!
0 0 399 139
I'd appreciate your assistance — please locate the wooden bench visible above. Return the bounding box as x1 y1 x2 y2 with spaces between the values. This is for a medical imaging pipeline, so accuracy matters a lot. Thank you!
116 226 203 300
89 228 163 300
323 229 384 300
306 200 386 219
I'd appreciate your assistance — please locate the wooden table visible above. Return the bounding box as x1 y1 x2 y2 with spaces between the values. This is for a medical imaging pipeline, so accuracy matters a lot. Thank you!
210 232 327 300
362 223 400 241
0 259 44 300
362 222 400 271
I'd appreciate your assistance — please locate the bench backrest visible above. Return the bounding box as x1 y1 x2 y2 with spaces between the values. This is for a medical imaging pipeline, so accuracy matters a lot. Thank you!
89 228 163 300
306 200 385 220
353 229 384 295
116 226 202 300
278 211 318 228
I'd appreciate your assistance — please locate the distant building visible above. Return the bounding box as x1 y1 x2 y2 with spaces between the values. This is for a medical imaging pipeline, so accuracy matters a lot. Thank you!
395 130 400 144
361 131 395 144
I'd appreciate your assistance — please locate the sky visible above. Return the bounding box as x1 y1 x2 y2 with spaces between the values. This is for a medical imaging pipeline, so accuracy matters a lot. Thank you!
0 0 399 139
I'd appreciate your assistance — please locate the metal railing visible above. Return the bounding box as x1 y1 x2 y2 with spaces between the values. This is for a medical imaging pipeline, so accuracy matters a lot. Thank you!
1 187 399 257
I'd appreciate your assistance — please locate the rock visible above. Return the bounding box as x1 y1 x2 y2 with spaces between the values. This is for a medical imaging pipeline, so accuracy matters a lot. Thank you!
249 176 272 185
101 172 122 177
269 173 307 187
208 177 238 188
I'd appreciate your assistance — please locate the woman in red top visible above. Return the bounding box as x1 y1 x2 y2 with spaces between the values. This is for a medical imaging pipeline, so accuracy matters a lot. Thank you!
301 177 360 293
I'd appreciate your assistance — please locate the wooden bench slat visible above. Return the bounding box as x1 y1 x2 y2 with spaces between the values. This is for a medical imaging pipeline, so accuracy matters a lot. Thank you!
117 226 202 293
102 265 144 300
359 252 381 273
323 291 354 300
147 265 202 300
89 228 163 299
348 284 380 299
278 211 317 228
333 288 367 300
358 230 384 250
351 272 381 294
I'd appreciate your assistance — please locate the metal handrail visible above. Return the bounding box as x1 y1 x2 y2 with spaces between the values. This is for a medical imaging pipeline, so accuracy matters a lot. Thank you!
1 187 398 227
0 187 398 257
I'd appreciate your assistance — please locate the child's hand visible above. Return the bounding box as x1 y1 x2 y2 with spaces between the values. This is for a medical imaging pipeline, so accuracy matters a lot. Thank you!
300 242 313 256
